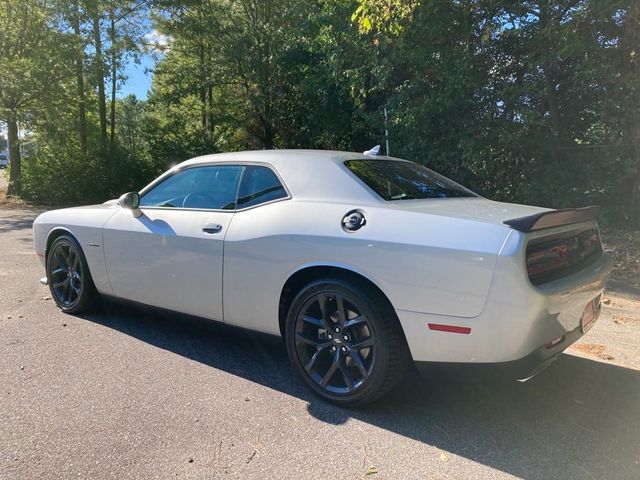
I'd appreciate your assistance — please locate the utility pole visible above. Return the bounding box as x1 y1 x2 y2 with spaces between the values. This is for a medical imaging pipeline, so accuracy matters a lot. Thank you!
384 107 390 156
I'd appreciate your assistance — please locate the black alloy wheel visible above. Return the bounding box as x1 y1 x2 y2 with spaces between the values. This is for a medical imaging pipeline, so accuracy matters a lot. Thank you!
47 235 97 314
286 278 409 406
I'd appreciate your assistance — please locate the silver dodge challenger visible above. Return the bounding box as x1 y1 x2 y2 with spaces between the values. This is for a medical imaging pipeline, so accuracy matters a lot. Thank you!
33 149 612 405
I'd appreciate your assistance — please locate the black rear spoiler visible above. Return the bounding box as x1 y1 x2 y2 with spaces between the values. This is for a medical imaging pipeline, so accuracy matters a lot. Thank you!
503 206 599 232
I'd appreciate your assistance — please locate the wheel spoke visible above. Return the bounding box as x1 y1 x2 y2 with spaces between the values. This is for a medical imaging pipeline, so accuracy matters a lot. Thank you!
351 337 374 350
304 349 322 373
301 315 323 328
349 350 369 378
336 295 347 326
337 357 354 390
344 315 366 329
317 294 331 326
71 254 80 272
66 250 75 268
52 267 66 276
54 250 67 269
53 278 70 289
62 282 70 304
320 351 340 387
295 332 321 347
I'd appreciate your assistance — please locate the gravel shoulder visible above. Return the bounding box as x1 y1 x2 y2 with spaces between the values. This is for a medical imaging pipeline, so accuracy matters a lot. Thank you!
1 205 638 480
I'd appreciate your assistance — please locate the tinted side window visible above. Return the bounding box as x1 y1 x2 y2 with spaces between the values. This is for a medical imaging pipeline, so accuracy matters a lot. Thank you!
140 165 244 210
237 166 287 208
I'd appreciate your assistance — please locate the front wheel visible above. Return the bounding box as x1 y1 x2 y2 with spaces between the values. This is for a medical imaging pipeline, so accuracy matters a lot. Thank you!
46 234 98 314
285 278 409 406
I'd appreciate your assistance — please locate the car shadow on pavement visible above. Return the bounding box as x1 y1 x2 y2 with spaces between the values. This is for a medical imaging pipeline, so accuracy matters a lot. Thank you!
81 300 640 480
0 216 36 231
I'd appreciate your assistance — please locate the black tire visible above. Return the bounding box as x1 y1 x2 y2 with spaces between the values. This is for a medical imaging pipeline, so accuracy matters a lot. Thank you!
46 234 98 314
285 278 410 406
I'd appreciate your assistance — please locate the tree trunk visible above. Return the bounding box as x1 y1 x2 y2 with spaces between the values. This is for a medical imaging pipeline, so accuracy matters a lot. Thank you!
6 116 21 196
207 84 214 141
621 2 640 223
262 119 274 149
109 8 116 147
72 0 87 154
200 87 207 130
198 44 207 130
91 5 108 147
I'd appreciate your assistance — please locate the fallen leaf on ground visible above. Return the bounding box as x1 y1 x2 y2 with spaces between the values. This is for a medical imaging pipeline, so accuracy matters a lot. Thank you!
440 452 448 462
571 343 614 361
365 467 378 476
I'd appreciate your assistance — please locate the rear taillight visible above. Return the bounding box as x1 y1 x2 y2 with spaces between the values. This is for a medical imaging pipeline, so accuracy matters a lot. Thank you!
526 228 602 285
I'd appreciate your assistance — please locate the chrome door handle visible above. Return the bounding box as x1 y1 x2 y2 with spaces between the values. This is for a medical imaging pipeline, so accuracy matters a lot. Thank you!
202 224 222 234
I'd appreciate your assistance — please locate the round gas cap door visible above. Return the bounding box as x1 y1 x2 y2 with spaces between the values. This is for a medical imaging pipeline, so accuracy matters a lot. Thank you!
342 210 366 232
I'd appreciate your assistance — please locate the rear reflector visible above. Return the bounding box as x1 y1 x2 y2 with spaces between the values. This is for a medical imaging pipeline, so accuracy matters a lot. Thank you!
428 323 471 334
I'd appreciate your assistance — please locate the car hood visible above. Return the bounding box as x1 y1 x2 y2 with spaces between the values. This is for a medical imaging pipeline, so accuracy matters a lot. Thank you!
382 197 551 226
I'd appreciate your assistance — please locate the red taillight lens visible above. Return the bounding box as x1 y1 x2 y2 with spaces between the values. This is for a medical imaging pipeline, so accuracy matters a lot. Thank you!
526 228 602 285
527 242 570 277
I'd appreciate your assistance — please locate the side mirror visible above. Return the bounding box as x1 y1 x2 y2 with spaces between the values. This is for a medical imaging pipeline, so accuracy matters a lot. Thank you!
118 192 142 217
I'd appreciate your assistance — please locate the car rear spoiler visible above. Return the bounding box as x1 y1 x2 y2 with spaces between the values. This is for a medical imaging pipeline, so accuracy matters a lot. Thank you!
503 206 599 232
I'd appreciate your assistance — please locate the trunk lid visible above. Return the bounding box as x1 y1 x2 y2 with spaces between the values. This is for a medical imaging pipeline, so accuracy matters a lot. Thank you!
383 197 551 227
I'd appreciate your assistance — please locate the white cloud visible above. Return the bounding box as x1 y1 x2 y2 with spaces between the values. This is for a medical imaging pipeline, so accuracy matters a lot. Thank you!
143 29 171 53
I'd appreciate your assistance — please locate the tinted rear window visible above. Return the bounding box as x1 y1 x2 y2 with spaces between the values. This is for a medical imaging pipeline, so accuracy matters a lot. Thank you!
344 160 476 200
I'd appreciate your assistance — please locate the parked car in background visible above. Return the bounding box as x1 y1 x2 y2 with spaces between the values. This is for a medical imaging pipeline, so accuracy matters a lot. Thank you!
32 149 611 405
0 139 7 168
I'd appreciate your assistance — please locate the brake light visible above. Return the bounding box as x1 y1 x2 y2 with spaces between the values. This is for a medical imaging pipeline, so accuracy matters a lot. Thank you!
526 228 602 285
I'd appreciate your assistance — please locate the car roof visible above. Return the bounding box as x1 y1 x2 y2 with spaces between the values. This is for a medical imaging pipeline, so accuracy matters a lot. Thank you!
176 149 408 204
180 149 401 167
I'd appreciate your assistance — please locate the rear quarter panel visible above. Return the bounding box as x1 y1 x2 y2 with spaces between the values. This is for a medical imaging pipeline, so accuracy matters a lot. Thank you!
223 200 511 335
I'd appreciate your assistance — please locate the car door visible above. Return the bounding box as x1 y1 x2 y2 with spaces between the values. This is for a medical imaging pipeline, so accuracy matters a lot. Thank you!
102 164 244 320
222 164 292 332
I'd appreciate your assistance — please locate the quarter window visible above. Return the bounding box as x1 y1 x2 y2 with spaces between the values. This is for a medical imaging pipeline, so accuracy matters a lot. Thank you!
140 165 244 210
237 166 287 208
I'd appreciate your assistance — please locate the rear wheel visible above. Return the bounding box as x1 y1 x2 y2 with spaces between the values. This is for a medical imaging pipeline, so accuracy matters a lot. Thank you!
46 234 98 314
285 278 409 406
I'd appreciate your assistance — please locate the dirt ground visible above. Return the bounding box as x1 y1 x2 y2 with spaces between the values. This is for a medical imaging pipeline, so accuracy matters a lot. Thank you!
603 229 640 288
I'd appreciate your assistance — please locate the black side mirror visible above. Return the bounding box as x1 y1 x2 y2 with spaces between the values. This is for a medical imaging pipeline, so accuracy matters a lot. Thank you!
118 192 142 217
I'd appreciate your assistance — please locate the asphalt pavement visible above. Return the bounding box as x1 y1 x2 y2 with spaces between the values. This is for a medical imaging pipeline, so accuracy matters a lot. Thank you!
1 206 639 479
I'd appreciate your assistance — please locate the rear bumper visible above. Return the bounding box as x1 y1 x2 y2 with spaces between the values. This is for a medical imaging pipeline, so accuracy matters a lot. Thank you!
415 323 585 380
396 252 612 364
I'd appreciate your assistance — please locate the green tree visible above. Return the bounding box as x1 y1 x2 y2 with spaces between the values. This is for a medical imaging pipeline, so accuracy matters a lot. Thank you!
0 0 72 195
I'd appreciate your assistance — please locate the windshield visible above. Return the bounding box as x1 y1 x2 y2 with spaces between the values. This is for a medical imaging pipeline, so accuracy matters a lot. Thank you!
344 159 476 200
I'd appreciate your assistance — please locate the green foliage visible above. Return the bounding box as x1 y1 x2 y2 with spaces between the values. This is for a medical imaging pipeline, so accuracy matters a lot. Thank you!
352 0 640 226
6 0 640 227
20 133 157 205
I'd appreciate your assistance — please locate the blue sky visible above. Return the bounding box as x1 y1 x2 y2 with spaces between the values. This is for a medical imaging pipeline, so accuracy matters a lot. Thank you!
119 27 171 99
119 53 156 99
